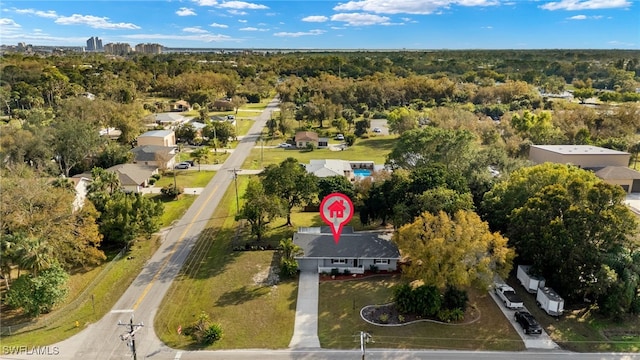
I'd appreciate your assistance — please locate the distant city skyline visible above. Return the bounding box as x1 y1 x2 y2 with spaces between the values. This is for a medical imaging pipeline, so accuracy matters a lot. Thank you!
1 0 638 49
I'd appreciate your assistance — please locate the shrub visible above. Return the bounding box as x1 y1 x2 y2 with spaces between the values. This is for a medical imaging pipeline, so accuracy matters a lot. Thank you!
330 268 340 276
343 269 351 275
151 173 161 180
161 184 184 198
393 283 442 318
437 308 464 322
279 258 298 278
202 323 223 345
188 312 223 345
398 314 405 323
369 264 379 273
305 142 315 151
443 286 469 312
378 313 389 323
148 178 156 185
344 134 356 147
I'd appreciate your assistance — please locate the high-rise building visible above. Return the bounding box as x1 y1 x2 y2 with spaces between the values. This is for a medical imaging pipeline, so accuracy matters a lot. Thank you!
104 42 132 55
86 37 103 51
134 43 163 54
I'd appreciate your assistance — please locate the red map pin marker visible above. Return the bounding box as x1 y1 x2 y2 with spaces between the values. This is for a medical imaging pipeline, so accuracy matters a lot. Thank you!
319 193 354 244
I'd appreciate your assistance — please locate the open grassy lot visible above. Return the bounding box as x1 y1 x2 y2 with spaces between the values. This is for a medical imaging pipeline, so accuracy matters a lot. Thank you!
147 193 197 228
155 176 298 349
318 277 525 351
507 277 640 352
242 135 397 169
0 238 160 347
155 170 215 188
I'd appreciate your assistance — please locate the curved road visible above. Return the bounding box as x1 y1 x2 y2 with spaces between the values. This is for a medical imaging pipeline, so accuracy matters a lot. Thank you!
3 97 638 360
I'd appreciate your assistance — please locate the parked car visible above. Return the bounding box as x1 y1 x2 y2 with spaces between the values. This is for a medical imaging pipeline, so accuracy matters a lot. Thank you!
335 133 345 140
514 311 542 335
494 284 524 309
278 143 293 148
174 162 190 169
373 127 382 133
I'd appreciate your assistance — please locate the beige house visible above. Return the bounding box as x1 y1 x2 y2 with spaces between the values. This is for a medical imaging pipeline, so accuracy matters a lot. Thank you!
529 145 640 193
294 131 328 149
137 130 176 147
529 145 630 168
173 100 191 112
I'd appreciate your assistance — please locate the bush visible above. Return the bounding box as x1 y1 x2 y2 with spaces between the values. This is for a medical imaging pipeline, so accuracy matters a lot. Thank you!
378 313 389 323
202 323 223 345
393 283 442 318
443 286 469 312
151 173 161 180
345 134 356 147
437 308 464 322
369 264 379 273
305 142 315 151
5 264 69 317
148 178 156 185
188 312 223 345
330 268 340 276
279 258 298 278
161 184 184 198
343 268 351 275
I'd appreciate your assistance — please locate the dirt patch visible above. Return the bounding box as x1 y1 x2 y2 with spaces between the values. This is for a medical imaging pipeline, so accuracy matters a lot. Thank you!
252 265 280 286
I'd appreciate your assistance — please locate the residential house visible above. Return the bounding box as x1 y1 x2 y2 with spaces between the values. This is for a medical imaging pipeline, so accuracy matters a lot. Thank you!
106 164 158 193
294 131 328 149
172 100 191 112
592 166 640 193
131 145 177 170
154 112 188 127
189 121 207 138
293 226 400 274
305 159 354 180
137 130 176 147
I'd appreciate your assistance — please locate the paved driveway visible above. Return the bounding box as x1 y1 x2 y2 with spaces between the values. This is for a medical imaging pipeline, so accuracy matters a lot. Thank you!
288 271 321 348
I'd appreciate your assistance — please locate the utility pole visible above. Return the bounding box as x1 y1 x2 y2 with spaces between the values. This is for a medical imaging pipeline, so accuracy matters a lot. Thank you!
360 331 372 360
118 316 144 360
228 168 240 214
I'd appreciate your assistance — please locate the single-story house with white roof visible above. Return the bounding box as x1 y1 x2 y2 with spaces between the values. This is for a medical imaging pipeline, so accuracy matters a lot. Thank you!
154 112 188 127
293 226 400 274
305 159 354 180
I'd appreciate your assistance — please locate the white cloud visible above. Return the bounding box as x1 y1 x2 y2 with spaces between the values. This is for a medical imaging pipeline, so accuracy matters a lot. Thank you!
0 18 21 27
0 18 22 34
481 25 493 28
176 7 197 16
273 29 325 37
13 8 59 18
238 19 248 23
228 9 248 15
210 22 229 28
193 0 219 5
240 27 269 31
608 40 635 47
331 13 391 26
567 14 604 19
330 26 346 30
302 15 329 22
123 33 236 42
218 1 269 9
183 26 208 33
540 0 630 10
55 14 140 29
333 0 498 15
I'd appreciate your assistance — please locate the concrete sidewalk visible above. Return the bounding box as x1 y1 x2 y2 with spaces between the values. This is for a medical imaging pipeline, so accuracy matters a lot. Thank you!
288 271 321 348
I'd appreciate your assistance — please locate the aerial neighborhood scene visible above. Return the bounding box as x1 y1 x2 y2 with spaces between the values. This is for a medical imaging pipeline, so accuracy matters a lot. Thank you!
1 0 640 359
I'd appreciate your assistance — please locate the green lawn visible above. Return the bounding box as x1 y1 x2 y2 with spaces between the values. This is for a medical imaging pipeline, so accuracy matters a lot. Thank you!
318 277 525 351
242 135 397 169
155 171 216 188
0 238 160 347
147 193 197 228
155 176 298 349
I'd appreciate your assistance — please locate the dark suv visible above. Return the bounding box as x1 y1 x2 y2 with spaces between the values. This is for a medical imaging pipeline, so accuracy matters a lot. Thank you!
514 311 542 335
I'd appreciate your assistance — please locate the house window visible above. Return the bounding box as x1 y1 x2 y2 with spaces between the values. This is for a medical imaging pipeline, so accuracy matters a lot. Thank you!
374 259 389 265
331 259 347 264
318 141 328 147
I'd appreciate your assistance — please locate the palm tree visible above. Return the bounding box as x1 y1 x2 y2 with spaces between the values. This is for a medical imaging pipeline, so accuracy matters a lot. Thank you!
0 233 20 289
16 235 52 277
279 237 303 262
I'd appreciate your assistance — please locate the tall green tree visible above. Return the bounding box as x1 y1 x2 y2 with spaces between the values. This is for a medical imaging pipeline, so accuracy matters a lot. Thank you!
317 176 355 200
99 192 163 248
261 158 318 226
6 263 69 317
236 179 285 241
387 107 419 134
394 210 514 290
51 117 103 176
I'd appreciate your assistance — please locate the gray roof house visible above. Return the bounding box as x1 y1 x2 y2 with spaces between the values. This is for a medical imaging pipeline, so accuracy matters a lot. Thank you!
592 166 640 193
106 164 158 193
131 145 177 170
293 226 400 274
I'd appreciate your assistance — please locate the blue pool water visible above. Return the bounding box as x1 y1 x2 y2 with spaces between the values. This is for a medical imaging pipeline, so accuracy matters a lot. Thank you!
353 169 372 177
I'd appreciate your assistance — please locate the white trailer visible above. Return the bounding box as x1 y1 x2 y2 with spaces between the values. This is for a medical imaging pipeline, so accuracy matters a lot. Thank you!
536 286 564 316
517 265 546 294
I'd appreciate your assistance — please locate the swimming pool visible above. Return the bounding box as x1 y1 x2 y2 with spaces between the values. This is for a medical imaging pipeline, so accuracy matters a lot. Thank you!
353 169 371 177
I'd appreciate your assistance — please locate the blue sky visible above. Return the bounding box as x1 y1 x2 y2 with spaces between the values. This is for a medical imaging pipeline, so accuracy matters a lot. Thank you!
1 0 638 49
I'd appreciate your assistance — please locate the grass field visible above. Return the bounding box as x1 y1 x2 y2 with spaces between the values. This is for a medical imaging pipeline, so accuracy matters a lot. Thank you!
155 170 216 188
318 277 525 351
147 193 197 228
242 135 397 169
155 176 298 349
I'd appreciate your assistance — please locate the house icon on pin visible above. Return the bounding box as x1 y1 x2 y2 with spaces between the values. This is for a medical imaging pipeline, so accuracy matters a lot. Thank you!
327 200 346 218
